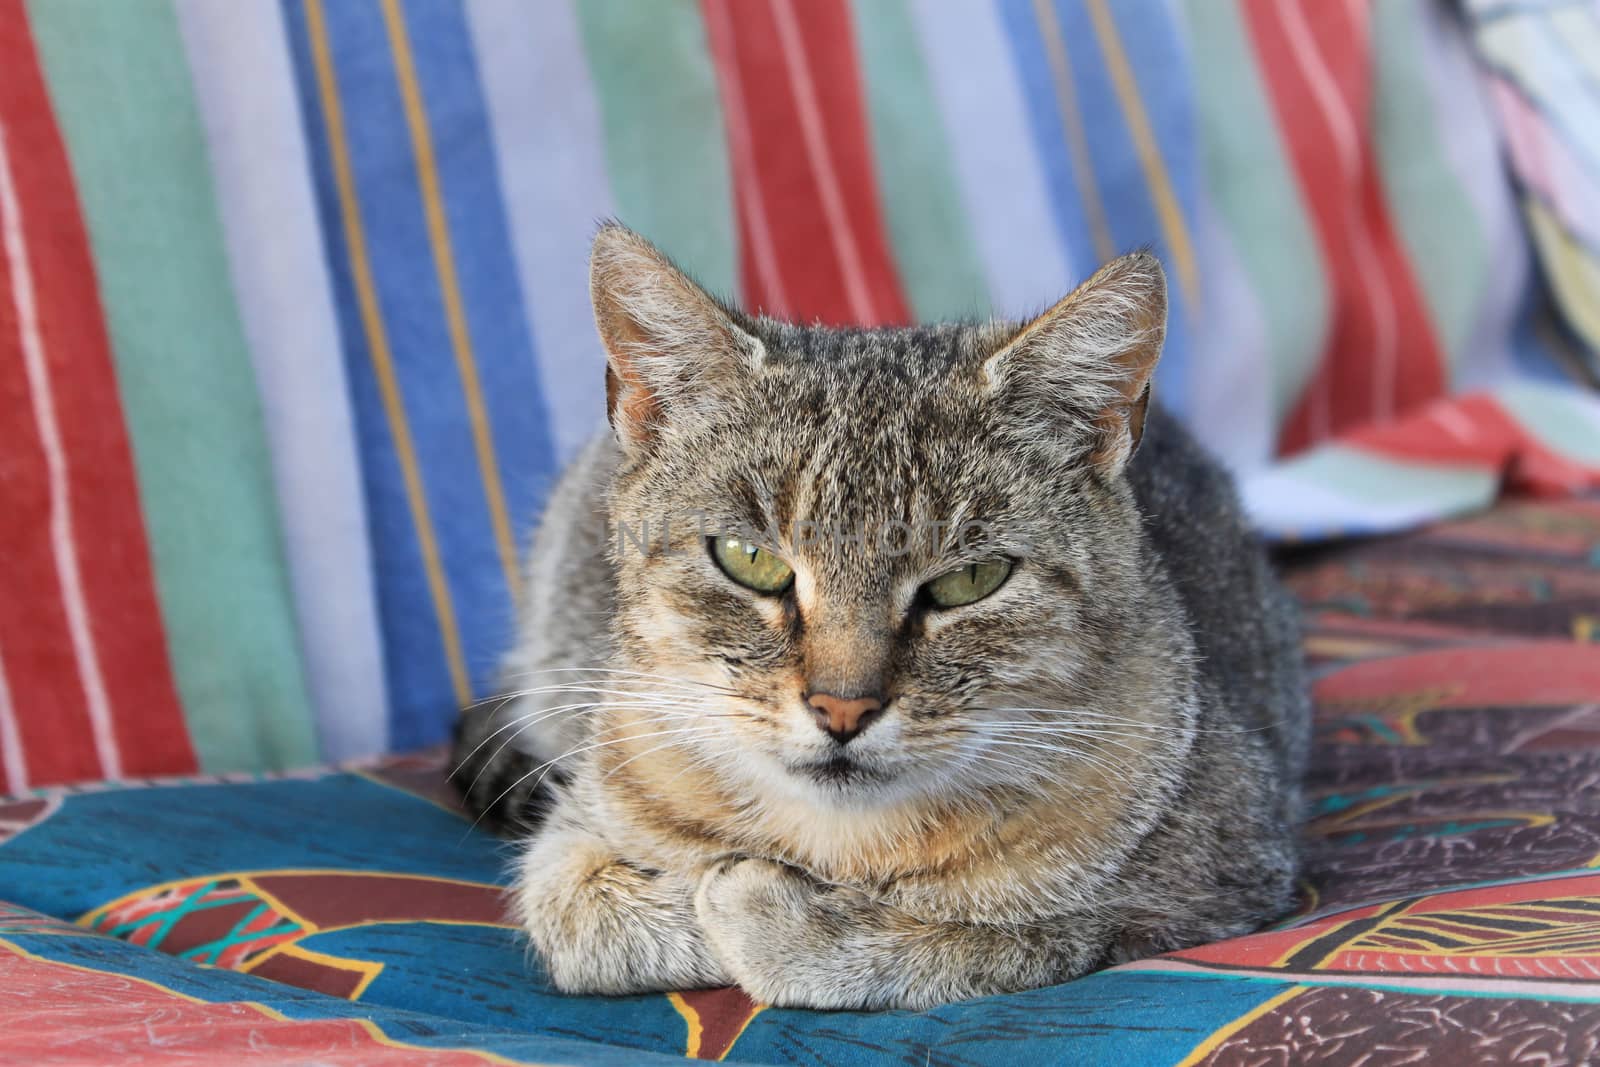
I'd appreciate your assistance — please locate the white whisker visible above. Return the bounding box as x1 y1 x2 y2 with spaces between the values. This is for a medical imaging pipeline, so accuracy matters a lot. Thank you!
469 684 705 708
603 729 723 781
455 698 696 771
472 723 725 831
499 666 738 695
974 736 1135 777
974 722 1152 755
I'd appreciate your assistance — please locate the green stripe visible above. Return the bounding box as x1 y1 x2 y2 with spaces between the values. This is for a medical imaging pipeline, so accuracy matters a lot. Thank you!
1183 0 1328 427
574 0 737 299
27 0 317 772
1498 384 1600 464
850 0 990 320
1292 447 1497 510
1370 1 1487 370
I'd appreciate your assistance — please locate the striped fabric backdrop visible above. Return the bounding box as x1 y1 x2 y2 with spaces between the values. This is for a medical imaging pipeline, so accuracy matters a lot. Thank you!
1 0 1597 790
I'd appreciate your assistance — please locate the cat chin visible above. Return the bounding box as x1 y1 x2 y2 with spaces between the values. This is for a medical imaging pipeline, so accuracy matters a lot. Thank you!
789 754 890 788
778 754 962 814
722 744 903 808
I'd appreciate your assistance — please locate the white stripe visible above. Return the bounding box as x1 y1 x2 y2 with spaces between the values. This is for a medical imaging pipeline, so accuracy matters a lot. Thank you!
1185 191 1276 472
0 122 122 780
465 0 613 463
704 0 791 317
174 0 390 760
770 0 878 323
1415 0 1527 389
0 641 26 792
908 0 1074 316
1429 404 1479 444
1279 0 1397 430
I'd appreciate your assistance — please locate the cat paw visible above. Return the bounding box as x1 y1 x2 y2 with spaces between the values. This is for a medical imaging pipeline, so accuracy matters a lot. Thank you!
694 857 870 1008
696 857 812 927
516 826 728 994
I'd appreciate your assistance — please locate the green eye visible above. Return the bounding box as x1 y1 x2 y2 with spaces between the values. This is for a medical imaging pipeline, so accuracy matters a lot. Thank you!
924 559 1012 608
710 535 794 594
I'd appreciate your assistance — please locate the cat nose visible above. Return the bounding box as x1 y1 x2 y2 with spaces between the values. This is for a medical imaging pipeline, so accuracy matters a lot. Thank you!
806 692 884 745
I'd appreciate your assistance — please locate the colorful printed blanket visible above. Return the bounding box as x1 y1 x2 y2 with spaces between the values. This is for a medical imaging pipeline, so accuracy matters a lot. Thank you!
4 493 1599 1065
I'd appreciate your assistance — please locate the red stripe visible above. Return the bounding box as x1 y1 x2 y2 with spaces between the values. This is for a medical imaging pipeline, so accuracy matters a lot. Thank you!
1242 0 1447 455
1340 393 1600 497
0 5 195 788
703 0 910 327
0 270 100 788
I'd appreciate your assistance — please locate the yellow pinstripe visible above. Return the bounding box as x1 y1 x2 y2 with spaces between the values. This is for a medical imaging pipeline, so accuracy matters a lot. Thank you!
1175 985 1307 1065
1031 0 1116 264
304 0 471 706
1085 0 1200 308
379 0 522 602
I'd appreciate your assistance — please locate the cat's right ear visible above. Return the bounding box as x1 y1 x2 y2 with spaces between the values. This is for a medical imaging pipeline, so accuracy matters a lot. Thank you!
982 252 1166 477
590 224 764 455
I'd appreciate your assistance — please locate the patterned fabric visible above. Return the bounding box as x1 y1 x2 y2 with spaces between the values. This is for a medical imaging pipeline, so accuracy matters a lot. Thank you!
1 1 1599 789
1462 0 1600 371
3 493 1600 1063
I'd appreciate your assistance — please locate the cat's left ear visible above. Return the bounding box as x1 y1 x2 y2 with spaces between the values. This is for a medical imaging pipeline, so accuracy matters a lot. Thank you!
590 223 765 455
982 252 1166 476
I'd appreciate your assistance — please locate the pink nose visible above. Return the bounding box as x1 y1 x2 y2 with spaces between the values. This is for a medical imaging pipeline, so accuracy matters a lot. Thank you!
806 692 884 744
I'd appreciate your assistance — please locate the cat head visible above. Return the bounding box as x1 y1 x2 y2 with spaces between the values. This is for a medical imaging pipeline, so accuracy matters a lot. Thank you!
589 224 1178 809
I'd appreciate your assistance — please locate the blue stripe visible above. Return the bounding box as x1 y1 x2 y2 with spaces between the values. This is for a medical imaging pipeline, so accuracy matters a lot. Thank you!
995 0 1096 284
281 0 557 748
397 0 559 664
282 0 453 751
1090 0 1200 417
996 0 1200 418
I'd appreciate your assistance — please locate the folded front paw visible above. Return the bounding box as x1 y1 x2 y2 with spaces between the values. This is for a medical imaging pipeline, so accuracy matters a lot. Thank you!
694 858 872 1009
696 857 811 925
517 829 727 995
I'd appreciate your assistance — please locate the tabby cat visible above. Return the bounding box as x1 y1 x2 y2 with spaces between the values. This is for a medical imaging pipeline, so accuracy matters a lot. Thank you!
452 224 1310 1010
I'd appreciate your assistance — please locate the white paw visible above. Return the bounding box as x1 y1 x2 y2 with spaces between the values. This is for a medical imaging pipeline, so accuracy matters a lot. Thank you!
696 858 797 1002
694 858 869 1007
696 857 808 922
515 829 726 994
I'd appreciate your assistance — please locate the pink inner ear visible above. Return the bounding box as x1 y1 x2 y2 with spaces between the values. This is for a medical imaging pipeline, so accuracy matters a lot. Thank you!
1128 384 1151 444
604 361 664 440
1089 385 1152 468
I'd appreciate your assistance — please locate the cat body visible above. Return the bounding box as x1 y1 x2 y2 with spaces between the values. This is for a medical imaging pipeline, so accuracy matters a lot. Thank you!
453 226 1309 1010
